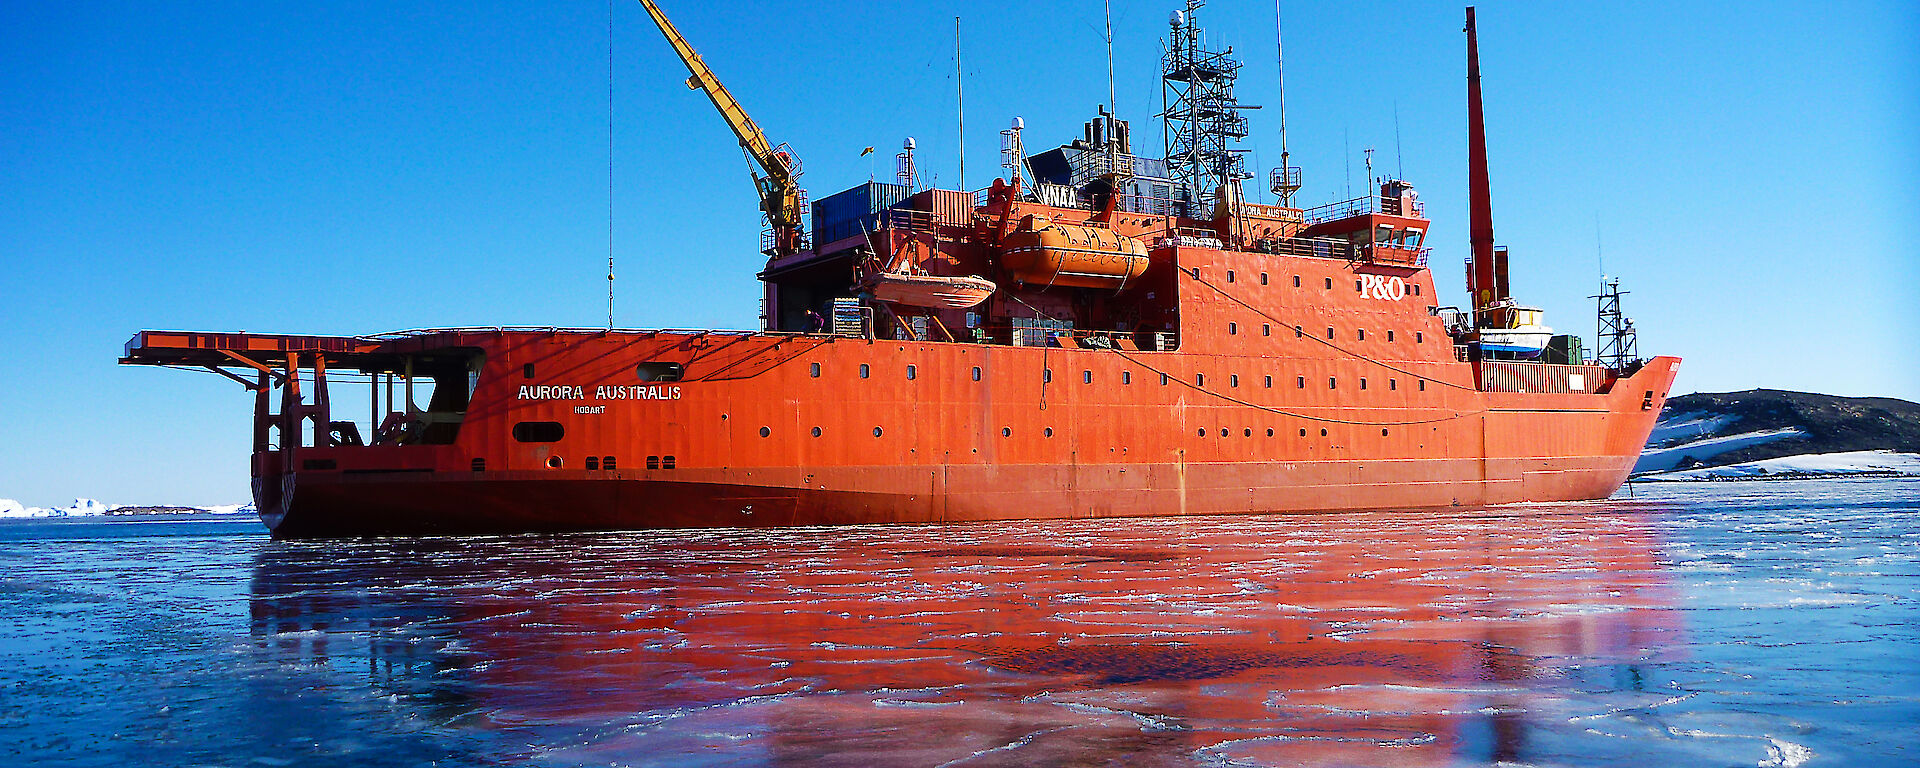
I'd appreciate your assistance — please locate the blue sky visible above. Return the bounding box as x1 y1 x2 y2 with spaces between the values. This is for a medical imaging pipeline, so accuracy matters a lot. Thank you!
3 0 1915 506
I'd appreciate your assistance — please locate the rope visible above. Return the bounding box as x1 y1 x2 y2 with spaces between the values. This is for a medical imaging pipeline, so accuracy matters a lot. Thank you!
997 284 1482 427
1181 265 1480 391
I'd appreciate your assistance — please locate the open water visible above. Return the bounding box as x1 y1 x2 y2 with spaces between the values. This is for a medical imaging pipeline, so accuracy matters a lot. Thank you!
2 479 1915 767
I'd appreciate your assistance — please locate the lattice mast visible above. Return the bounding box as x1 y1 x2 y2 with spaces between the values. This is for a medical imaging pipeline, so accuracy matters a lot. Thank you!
1594 278 1639 371
1162 0 1253 217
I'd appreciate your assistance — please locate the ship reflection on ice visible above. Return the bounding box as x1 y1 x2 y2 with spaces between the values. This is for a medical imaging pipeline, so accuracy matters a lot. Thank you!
249 506 1686 766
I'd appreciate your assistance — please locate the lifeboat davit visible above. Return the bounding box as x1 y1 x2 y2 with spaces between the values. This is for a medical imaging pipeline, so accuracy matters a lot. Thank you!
999 214 1149 290
868 272 996 309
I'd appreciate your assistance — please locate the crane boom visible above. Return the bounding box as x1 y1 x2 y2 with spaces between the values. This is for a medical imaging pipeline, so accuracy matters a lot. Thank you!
634 0 805 255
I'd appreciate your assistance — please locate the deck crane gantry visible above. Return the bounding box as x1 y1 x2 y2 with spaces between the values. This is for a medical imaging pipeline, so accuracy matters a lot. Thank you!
635 0 807 256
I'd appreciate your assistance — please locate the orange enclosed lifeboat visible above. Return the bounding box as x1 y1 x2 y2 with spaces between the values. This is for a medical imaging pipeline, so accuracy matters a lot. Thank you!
999 214 1149 290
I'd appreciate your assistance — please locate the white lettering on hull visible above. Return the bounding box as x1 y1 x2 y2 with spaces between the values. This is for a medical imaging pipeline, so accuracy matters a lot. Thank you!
516 384 683 401
1360 274 1408 301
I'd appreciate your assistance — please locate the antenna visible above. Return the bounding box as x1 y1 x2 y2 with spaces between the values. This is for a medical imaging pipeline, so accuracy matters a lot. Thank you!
1105 0 1116 110
1269 0 1300 207
955 17 965 192
606 0 616 329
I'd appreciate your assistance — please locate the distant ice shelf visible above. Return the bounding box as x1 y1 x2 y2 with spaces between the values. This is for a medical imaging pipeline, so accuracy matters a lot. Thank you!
1634 450 1920 481
0 498 253 519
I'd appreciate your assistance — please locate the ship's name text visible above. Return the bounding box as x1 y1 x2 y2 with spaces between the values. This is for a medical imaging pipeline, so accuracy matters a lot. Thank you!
516 385 682 401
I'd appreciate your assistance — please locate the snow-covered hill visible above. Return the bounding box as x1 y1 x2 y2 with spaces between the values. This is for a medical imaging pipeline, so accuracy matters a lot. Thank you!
1637 450 1920 481
0 498 252 519
1636 389 1920 479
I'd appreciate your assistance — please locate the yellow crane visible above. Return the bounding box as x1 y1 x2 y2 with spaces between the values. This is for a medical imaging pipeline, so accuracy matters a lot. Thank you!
635 0 806 256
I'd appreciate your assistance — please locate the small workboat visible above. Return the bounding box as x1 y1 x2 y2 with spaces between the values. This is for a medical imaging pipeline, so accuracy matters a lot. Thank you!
867 272 996 309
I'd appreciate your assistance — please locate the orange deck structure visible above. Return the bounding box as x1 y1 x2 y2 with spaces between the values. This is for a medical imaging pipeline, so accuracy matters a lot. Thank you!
119 5 1676 537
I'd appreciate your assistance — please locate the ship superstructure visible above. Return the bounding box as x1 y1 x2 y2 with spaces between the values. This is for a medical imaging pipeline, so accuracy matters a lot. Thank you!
120 3 1677 537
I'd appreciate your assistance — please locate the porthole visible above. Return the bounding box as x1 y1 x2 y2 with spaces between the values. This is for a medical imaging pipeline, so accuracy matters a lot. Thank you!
647 456 660 469
546 456 563 469
1266 428 1274 437
1044 427 1054 437
1243 428 1252 437
873 427 883 437
1299 428 1307 437
1002 427 1011 437
1197 428 1206 436
1220 428 1229 437
1382 428 1390 436
859 363 870 378
759 426 771 437
811 426 822 437
1321 428 1328 437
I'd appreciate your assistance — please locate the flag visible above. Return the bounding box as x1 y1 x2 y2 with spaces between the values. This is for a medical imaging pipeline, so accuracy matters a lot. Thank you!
860 146 874 156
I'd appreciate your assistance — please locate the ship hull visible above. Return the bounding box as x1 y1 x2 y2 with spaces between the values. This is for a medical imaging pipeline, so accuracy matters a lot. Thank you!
262 442 1652 537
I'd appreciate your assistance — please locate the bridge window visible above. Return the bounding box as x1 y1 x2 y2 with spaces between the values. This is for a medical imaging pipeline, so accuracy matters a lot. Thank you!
512 422 564 443
636 362 684 382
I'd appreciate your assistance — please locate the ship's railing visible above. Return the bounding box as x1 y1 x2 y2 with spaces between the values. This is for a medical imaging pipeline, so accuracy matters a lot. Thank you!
1254 235 1354 260
1303 193 1426 224
1360 243 1432 267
